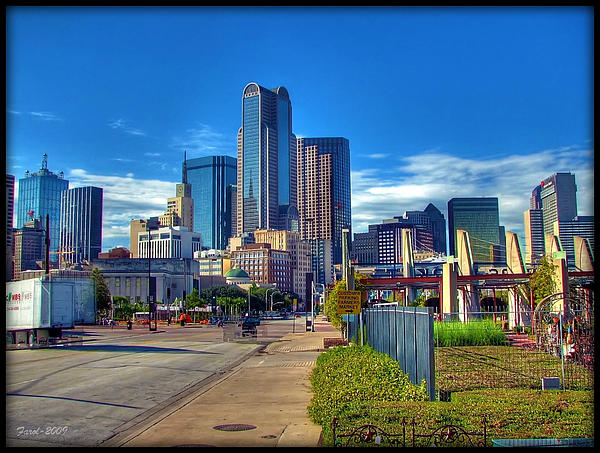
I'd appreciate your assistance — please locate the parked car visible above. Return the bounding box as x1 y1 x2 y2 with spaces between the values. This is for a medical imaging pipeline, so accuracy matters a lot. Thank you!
239 316 261 329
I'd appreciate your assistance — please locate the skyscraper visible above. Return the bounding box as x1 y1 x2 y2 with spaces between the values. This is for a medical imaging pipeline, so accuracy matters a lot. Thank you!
538 172 578 235
162 152 194 231
186 155 237 250
59 186 103 265
6 174 15 280
237 82 297 235
16 154 69 263
524 209 545 265
527 172 582 265
553 216 594 267
447 197 501 263
402 203 447 255
297 137 352 265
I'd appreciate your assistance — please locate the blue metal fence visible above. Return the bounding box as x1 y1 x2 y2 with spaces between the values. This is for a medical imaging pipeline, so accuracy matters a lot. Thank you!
350 306 435 400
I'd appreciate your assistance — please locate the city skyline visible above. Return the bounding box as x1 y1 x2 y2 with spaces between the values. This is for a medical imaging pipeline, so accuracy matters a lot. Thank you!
6 7 594 252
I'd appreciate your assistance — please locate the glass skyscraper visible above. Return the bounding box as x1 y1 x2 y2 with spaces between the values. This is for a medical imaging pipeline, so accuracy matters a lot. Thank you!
185 155 237 250
237 82 297 234
59 186 103 265
16 154 69 263
297 137 352 265
447 197 501 264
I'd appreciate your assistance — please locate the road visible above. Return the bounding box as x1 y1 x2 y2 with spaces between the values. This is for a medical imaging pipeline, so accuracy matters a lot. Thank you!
5 318 302 447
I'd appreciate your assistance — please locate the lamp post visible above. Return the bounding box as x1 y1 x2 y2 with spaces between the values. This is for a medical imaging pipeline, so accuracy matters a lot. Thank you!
247 286 251 316
147 224 157 332
265 288 273 313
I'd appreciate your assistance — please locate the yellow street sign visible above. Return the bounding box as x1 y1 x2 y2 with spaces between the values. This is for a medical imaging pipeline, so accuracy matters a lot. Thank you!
337 290 362 314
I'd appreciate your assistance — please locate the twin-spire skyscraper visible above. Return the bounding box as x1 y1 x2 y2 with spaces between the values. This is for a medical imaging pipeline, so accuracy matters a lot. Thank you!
236 83 298 234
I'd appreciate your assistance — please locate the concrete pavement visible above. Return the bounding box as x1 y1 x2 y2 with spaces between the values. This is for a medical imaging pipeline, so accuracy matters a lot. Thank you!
101 315 342 447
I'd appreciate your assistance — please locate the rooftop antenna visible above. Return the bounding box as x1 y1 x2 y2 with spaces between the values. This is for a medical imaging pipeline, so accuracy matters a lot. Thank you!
182 150 188 184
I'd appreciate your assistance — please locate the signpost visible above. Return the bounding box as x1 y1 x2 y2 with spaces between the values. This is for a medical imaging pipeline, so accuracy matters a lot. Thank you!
337 290 361 314
337 290 362 344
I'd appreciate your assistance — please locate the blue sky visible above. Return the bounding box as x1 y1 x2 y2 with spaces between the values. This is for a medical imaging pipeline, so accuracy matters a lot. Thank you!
6 6 594 253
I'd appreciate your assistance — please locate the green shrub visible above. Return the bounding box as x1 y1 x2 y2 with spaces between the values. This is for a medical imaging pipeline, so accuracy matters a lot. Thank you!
434 318 508 346
308 345 429 426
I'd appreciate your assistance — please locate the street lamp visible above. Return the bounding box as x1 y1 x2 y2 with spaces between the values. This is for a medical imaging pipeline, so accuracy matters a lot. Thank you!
265 288 274 313
147 224 157 332
247 286 251 316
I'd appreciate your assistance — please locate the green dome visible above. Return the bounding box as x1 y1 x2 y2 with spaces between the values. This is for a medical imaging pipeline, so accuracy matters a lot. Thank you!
225 267 250 279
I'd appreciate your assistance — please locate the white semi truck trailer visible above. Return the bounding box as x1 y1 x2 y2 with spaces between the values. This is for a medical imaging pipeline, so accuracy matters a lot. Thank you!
6 276 96 346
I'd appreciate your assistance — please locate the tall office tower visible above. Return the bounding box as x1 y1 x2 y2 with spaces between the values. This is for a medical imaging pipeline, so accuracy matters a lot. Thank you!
447 197 501 264
309 238 334 285
352 229 378 264
524 209 545 265
59 186 103 266
254 229 312 299
237 82 297 235
372 218 433 264
297 137 352 265
6 174 15 280
530 185 543 210
553 216 594 268
537 172 578 235
16 154 69 262
227 184 237 238
162 152 194 231
185 155 237 250
6 174 15 247
402 203 447 255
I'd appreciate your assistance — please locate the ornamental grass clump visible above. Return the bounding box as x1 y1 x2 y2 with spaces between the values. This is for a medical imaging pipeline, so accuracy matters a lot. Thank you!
434 318 508 347
308 345 429 426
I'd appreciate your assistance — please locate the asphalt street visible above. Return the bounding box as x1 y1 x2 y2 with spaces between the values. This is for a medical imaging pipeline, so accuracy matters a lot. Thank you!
5 320 300 447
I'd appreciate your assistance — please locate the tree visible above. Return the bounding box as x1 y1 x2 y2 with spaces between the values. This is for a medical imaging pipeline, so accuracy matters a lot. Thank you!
185 288 202 310
90 267 111 319
113 296 134 320
519 255 558 308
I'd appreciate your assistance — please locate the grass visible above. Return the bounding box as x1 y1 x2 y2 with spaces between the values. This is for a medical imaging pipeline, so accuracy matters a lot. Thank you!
322 390 594 447
310 342 595 447
434 318 508 346
436 345 594 392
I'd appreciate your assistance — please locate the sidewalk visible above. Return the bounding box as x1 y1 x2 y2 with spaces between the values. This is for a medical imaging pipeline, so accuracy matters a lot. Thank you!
103 315 341 447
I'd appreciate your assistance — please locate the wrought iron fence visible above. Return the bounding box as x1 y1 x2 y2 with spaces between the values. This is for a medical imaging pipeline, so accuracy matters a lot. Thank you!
331 416 487 447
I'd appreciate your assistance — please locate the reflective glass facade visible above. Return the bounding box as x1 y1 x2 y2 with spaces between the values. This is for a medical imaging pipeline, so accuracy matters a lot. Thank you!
186 156 237 250
448 197 500 263
238 82 296 234
16 158 69 262
59 186 103 264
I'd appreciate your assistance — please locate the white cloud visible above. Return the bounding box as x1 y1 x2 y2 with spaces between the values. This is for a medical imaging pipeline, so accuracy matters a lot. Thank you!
108 118 146 137
170 123 236 156
67 169 176 251
29 111 61 121
365 153 390 159
351 145 594 244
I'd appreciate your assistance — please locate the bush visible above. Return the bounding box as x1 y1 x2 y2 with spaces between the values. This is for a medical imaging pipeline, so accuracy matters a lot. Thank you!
308 345 429 427
434 318 508 346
